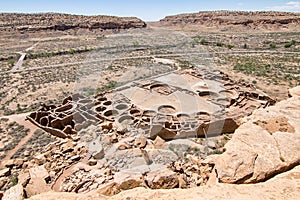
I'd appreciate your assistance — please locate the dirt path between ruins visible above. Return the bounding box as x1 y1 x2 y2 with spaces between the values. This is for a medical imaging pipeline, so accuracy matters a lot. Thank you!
0 112 37 168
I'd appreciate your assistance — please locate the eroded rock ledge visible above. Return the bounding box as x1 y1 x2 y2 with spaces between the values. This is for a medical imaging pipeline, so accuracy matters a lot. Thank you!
0 13 146 32
158 11 300 32
210 86 300 183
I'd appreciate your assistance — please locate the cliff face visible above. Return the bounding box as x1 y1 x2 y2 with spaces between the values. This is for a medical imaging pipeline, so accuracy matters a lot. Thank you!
0 13 147 32
158 11 300 32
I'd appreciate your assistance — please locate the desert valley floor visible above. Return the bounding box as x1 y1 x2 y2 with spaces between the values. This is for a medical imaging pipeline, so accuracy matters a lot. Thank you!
0 11 299 199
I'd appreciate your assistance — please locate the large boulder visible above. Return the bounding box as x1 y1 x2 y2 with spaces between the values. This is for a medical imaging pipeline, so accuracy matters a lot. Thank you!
3 184 24 200
114 171 143 190
25 165 51 197
211 86 300 183
145 167 179 189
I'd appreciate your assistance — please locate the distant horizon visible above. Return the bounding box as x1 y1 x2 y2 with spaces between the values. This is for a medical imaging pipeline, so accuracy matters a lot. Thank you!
1 0 300 21
1 10 300 22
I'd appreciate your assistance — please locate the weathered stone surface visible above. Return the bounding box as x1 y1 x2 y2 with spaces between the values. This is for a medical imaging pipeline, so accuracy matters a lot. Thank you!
17 171 30 187
25 178 51 198
111 165 300 200
0 177 8 189
3 184 24 200
147 149 178 166
288 86 300 97
88 159 98 166
27 165 300 199
0 168 10 177
153 136 168 149
34 154 46 165
13 159 24 168
105 149 146 170
2 160 14 168
133 137 147 148
145 167 178 189
29 165 50 181
89 140 105 159
114 171 143 190
212 86 300 183
97 182 119 197
26 165 51 197
117 142 131 150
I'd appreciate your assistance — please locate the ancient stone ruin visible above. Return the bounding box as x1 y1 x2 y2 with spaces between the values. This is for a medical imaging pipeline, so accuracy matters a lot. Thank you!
27 67 274 141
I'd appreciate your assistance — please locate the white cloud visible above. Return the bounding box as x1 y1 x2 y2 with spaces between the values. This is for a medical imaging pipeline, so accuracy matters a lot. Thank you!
269 1 300 11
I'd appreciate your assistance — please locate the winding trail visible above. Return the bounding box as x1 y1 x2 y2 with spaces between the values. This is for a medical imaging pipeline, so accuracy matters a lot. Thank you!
11 52 26 72
10 42 39 72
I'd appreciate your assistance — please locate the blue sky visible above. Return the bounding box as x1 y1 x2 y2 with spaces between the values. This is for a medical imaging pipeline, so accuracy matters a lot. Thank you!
0 0 299 21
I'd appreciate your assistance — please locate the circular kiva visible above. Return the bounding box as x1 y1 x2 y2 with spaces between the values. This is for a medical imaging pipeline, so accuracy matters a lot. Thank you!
158 105 176 115
176 113 191 121
219 89 238 99
95 106 106 112
195 111 211 121
129 109 142 117
213 97 233 106
97 96 107 102
197 90 218 99
115 103 129 110
103 101 112 106
142 110 157 117
150 84 172 95
117 115 134 125
104 109 119 117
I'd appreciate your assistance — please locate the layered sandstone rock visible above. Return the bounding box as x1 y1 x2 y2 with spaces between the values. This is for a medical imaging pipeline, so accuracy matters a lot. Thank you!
0 13 146 33
28 164 300 200
211 86 300 183
158 11 300 32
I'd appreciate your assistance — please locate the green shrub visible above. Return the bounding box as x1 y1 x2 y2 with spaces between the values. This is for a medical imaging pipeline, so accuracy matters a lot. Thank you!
8 59 15 67
227 44 234 49
200 38 208 45
270 43 276 49
207 149 223 155
216 42 224 47
97 81 117 93
284 43 292 48
69 48 75 54
132 41 139 46
284 40 296 48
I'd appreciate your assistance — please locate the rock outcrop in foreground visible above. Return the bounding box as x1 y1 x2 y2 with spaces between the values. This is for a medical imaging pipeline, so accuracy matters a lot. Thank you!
27 165 300 200
3 85 300 199
210 86 300 184
0 13 146 32
158 11 300 32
